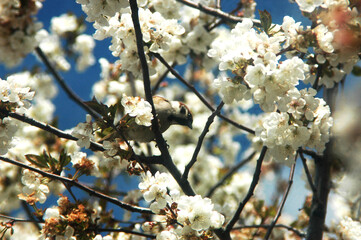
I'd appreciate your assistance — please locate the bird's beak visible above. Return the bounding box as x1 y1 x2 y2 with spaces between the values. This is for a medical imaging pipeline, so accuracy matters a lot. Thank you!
187 120 193 129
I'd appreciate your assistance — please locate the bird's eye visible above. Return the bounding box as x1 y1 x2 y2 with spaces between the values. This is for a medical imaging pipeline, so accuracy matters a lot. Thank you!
180 106 186 115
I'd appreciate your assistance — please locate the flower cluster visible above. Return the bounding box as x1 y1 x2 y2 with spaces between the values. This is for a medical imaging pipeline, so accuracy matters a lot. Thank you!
93 8 185 78
39 196 96 240
0 118 17 155
0 0 43 67
139 171 225 239
0 77 35 113
121 94 153 127
209 18 310 111
253 88 332 162
338 217 361 240
289 2 361 89
0 75 35 155
209 16 337 162
19 169 49 205
72 114 96 148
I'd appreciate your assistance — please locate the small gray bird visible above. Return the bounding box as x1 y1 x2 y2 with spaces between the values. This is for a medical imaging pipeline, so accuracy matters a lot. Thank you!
100 96 193 142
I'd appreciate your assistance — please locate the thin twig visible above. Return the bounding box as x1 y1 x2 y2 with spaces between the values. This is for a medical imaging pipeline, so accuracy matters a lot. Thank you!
153 52 255 135
21 201 42 230
95 228 156 238
206 151 256 198
207 1 244 31
176 0 261 27
0 214 43 223
299 150 317 195
182 101 224 181
232 224 306 238
264 156 297 239
0 109 104 151
151 63 175 95
225 146 267 233
299 148 322 161
35 47 100 120
63 183 77 202
0 156 152 214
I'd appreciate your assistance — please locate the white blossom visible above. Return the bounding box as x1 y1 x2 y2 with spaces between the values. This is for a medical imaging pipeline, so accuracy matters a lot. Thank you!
21 169 50 204
338 217 361 240
295 0 324 13
121 94 153 127
73 34 96 71
177 195 225 231
72 114 96 148
139 171 171 212
51 13 78 36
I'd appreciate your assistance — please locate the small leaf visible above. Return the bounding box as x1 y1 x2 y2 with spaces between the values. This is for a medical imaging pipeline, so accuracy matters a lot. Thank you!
258 9 272 34
25 154 49 168
59 149 71 168
352 65 361 76
85 97 110 116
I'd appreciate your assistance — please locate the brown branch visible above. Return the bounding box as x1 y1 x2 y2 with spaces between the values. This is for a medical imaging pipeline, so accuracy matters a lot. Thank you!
299 150 317 195
176 0 261 27
225 146 267 233
35 47 100 120
0 109 104 151
0 214 43 223
264 156 297 239
206 151 256 198
151 63 175 95
299 148 322 161
21 201 42 230
94 228 156 238
182 101 224 181
232 224 306 238
0 156 152 214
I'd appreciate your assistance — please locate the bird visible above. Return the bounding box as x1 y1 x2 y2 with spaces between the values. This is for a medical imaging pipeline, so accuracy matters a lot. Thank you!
99 96 193 143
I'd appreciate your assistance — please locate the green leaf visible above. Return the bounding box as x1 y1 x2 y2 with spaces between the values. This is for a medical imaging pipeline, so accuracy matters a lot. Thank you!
25 154 49 168
59 149 71 168
352 65 361 76
84 97 110 116
258 9 272 34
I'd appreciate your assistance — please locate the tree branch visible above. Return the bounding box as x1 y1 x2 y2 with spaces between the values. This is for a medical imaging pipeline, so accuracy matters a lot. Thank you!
299 150 317 195
232 224 306 238
151 63 175 95
299 148 322 161
225 146 267 233
264 157 297 239
206 151 256 198
0 109 104 151
94 228 156 238
182 101 224 180
35 47 100 120
0 214 43 223
0 156 152 214
176 0 261 27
